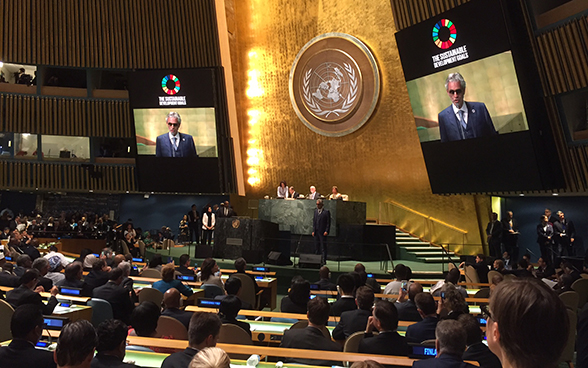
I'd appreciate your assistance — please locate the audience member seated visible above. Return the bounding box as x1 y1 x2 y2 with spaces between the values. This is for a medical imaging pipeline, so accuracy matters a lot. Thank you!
44 245 70 268
489 274 504 296
215 277 252 310
176 253 195 275
124 254 140 277
405 292 438 343
200 258 225 293
54 320 97 368
233 257 260 294
82 254 97 272
145 254 164 272
280 296 342 366
354 263 382 293
459 314 501 368
493 259 505 273
111 254 126 269
14 254 32 278
331 273 357 316
117 261 136 302
91 319 138 368
332 286 374 341
431 268 468 299
162 288 194 330
384 264 409 295
535 257 556 280
189 347 230 368
100 247 114 267
280 276 310 314
314 266 337 291
74 248 93 267
359 300 411 357
161 312 222 368
92 267 134 324
437 287 469 320
501 251 513 271
413 319 477 368
22 238 41 262
218 295 251 337
395 281 424 322
46 258 66 285
84 258 111 289
0 253 19 287
510 259 533 278
0 304 57 368
32 257 53 291
460 254 489 283
486 278 568 368
57 262 93 297
153 263 194 297
6 269 59 314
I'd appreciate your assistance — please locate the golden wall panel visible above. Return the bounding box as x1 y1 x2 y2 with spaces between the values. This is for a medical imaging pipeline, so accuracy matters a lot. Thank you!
229 0 488 248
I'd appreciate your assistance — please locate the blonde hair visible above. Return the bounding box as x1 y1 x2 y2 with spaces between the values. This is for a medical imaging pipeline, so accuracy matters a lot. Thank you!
189 347 230 368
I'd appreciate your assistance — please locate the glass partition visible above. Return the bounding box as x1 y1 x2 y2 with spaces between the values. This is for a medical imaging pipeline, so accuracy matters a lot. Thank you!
41 135 90 161
14 133 38 159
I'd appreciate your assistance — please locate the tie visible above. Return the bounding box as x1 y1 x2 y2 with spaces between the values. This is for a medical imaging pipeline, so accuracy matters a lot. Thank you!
172 137 177 157
457 110 466 139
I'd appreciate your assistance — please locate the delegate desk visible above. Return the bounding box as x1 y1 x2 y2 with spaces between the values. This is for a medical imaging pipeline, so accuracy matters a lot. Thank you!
51 304 92 322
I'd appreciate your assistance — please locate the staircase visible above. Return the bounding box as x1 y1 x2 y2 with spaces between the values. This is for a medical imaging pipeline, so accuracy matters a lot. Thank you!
396 229 456 263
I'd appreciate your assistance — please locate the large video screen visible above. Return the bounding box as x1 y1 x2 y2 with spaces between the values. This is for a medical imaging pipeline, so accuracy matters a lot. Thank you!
129 68 230 193
395 0 562 193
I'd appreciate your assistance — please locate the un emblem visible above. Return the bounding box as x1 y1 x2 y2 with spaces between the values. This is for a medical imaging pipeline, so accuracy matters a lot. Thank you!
290 33 380 137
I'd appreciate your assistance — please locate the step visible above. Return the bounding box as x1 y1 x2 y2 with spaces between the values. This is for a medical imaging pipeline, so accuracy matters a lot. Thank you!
412 251 455 256
397 241 431 246
395 236 422 241
422 257 456 263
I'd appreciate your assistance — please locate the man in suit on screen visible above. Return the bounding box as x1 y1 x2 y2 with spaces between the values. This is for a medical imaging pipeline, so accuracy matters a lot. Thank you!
155 111 198 157
312 199 330 266
438 72 497 142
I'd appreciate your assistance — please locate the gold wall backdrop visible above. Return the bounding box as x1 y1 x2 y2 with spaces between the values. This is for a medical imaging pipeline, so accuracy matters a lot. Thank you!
228 0 489 250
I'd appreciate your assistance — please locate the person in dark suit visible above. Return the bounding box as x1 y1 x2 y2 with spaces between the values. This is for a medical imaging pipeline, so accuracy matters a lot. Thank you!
314 266 337 291
155 112 198 157
332 286 374 341
358 300 411 357
459 314 501 368
405 292 439 343
413 319 477 368
459 254 489 284
84 258 111 289
187 205 200 244
537 215 555 265
92 267 134 324
91 319 139 368
54 320 98 368
501 211 519 262
22 238 41 261
438 72 497 143
312 199 331 265
162 288 193 330
6 269 59 314
214 276 253 310
218 295 251 338
544 208 559 225
280 277 310 314
176 253 195 275
553 211 576 257
14 254 32 278
288 186 300 199
535 257 556 280
307 185 321 200
161 312 222 368
0 304 57 368
395 281 423 322
57 261 93 297
32 257 53 292
280 296 342 366
486 213 502 258
331 273 357 316
216 201 237 218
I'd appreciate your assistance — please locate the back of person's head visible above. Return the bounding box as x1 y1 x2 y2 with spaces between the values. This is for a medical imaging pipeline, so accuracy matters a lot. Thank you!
444 289 467 313
201 258 217 281
219 295 241 320
337 273 356 295
491 274 504 287
494 259 504 270
354 263 367 273
20 268 40 286
489 278 569 368
234 257 246 272
373 300 399 331
290 275 305 285
458 314 483 346
319 266 330 279
188 312 222 347
55 320 97 367
32 257 49 272
118 261 131 277
350 361 385 368
415 292 436 316
149 254 163 268
163 288 182 309
307 296 330 326
408 281 423 301
108 266 123 282
64 262 82 281
79 248 93 263
436 319 467 356
356 286 375 311
445 268 461 284
356 271 368 287
96 319 128 353
11 304 43 339
517 259 528 270
477 254 486 262
394 264 408 280
92 258 106 272
112 254 125 268
180 254 191 267
189 347 230 368
289 279 311 306
16 254 31 267
224 276 242 296
131 301 161 337
161 263 176 282
49 245 59 252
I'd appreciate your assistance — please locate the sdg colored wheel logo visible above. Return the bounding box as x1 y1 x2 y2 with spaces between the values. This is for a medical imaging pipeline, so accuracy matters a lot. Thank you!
432 19 457 49
161 74 181 95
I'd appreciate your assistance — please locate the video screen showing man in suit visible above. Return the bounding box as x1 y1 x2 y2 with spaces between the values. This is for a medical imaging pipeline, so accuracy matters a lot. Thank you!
156 111 197 157
438 72 497 142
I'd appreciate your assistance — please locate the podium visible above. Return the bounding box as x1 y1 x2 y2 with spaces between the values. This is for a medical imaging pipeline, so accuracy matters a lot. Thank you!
213 218 279 263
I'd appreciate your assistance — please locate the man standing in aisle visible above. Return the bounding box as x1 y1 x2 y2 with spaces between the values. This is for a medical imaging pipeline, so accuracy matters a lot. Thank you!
486 213 502 258
501 211 519 262
187 204 200 245
553 211 576 257
312 199 331 266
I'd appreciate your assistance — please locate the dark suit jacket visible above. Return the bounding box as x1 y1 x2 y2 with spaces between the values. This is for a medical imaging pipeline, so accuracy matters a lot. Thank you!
462 342 502 368
6 285 58 315
0 272 19 287
22 245 40 261
486 220 502 242
313 208 331 234
280 326 342 366
330 296 356 316
413 353 478 368
56 278 93 297
405 316 438 343
332 308 371 340
466 262 489 284
501 218 519 239
92 281 134 324
280 296 307 314
161 347 199 368
314 278 337 291
37 276 53 292
155 132 197 157
220 315 252 338
0 338 57 368
176 265 195 276
84 270 111 289
91 354 139 368
438 102 497 142
358 331 411 356
396 300 422 322
553 219 576 242
537 223 554 245
162 307 193 330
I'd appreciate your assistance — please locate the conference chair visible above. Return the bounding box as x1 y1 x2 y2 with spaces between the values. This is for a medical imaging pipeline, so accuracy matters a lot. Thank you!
572 278 588 309
289 320 331 339
559 291 579 312
87 298 113 327
343 331 366 353
487 270 502 282
218 324 253 360
138 288 164 307
448 263 456 272
558 309 577 368
201 284 224 299
421 339 436 345
138 240 146 257
118 240 131 256
156 316 188 340
0 300 14 342
502 273 516 281
230 273 261 309
464 265 480 284
474 288 490 298
581 273 588 279
141 268 162 278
